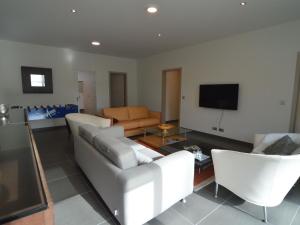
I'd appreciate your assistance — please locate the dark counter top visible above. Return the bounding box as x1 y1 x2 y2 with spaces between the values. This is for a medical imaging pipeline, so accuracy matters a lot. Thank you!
0 123 47 223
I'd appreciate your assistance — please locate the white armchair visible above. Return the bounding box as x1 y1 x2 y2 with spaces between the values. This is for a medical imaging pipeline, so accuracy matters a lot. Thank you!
212 133 300 223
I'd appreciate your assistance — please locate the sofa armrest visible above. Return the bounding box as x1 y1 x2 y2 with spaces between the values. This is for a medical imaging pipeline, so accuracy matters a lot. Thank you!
116 151 194 225
96 112 116 126
149 111 161 122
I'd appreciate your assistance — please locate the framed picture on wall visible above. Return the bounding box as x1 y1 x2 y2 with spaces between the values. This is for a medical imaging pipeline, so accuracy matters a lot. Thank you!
21 66 53 93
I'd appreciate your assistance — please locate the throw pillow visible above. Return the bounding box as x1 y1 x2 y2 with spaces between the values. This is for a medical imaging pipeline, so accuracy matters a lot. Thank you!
263 135 299 155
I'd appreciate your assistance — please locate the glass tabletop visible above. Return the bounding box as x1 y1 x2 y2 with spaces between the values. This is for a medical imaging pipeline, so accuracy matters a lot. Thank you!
0 108 27 126
144 125 192 138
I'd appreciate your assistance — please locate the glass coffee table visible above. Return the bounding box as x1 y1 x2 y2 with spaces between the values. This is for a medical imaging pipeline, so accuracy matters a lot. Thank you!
138 125 191 149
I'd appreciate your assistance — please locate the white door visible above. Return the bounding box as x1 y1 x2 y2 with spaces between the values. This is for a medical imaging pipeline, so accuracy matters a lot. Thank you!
162 69 182 122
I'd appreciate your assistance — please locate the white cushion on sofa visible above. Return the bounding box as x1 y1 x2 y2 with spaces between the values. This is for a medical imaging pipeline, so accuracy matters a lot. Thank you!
94 134 138 169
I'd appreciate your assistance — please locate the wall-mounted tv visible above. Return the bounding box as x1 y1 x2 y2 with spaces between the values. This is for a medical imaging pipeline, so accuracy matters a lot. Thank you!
199 84 239 110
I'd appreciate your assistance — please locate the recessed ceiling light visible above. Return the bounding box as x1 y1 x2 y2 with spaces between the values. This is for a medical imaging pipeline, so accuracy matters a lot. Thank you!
158 33 162 37
71 9 77 13
240 2 247 6
91 41 101 46
147 6 158 14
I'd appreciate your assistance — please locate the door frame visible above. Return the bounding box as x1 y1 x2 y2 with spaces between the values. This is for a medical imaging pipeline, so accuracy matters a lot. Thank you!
76 70 97 114
161 68 182 123
109 72 128 107
290 52 300 132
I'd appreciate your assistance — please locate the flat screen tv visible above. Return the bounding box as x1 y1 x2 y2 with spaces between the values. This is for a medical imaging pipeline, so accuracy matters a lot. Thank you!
199 84 239 110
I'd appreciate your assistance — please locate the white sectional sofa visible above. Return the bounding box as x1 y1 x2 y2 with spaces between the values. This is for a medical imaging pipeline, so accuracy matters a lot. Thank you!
73 124 195 225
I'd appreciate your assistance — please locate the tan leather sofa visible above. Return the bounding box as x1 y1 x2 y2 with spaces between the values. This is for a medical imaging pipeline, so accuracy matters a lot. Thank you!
99 106 161 137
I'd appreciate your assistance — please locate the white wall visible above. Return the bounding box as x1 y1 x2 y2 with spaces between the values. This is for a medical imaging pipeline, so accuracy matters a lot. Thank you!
165 70 181 121
0 40 138 110
138 20 300 143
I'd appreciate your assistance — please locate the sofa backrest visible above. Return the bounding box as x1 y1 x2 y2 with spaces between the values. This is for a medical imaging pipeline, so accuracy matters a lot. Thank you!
79 124 125 145
94 134 138 169
66 113 111 136
127 106 149 120
103 107 129 121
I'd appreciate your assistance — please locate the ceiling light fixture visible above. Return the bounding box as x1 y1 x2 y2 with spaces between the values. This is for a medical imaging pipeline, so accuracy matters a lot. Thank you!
71 9 77 13
147 6 158 14
91 41 101 46
158 33 162 37
240 2 247 6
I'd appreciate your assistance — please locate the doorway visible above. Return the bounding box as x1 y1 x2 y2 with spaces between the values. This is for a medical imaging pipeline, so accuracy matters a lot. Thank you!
77 71 97 114
109 72 127 107
162 68 182 123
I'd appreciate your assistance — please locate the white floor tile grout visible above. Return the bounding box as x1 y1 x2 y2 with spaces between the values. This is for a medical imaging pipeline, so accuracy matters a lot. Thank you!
289 205 300 225
171 207 195 225
195 195 233 225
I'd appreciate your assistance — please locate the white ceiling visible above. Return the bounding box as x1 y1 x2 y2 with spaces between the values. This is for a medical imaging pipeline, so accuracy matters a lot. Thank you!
0 0 300 58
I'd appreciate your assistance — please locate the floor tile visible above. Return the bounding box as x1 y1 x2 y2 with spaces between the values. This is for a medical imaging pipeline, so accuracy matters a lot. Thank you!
227 182 300 225
198 203 266 225
40 151 70 166
198 182 233 201
44 160 82 182
54 192 110 225
291 208 300 225
144 208 193 225
173 192 223 224
48 174 92 203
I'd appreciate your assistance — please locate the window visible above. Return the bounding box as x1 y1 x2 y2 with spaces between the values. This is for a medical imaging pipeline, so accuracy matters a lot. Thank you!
30 74 45 87
21 66 53 93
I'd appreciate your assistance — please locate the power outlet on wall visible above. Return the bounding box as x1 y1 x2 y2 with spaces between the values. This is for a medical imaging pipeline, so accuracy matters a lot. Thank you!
212 127 217 131
218 128 224 132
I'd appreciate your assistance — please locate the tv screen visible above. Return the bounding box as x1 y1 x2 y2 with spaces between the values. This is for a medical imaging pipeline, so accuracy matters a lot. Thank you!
199 84 239 110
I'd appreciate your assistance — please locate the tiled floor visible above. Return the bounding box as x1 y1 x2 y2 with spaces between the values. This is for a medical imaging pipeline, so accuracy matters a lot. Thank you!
33 127 300 225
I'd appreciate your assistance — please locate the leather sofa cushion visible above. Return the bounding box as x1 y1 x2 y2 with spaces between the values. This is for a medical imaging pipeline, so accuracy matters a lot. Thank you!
79 124 102 144
138 118 160 127
94 134 138 169
128 106 149 120
116 120 140 130
103 107 129 121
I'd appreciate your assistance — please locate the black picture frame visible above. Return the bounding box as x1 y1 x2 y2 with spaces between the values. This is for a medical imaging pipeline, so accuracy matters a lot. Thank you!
21 66 53 93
